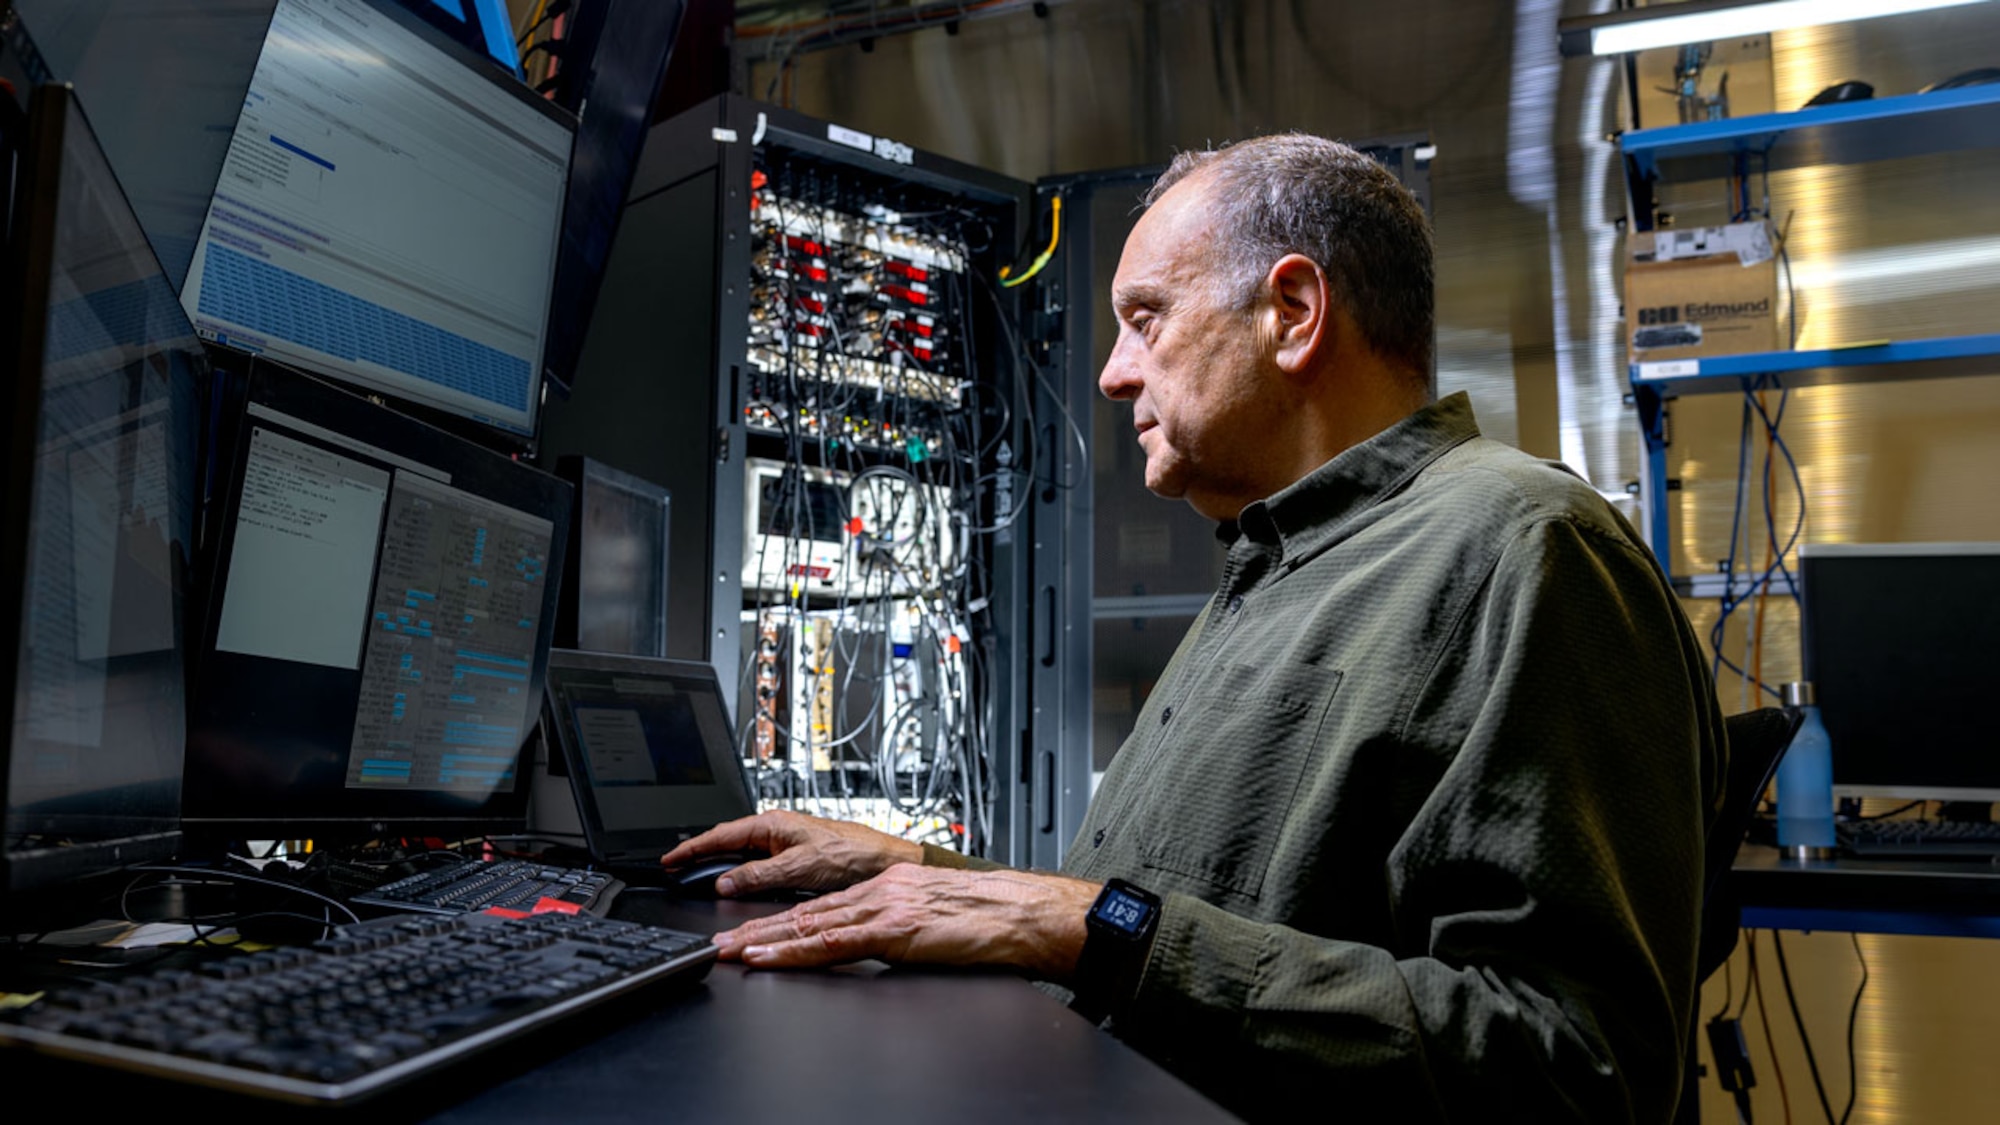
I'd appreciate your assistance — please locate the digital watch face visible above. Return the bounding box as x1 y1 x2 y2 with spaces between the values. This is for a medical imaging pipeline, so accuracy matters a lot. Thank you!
1095 886 1153 935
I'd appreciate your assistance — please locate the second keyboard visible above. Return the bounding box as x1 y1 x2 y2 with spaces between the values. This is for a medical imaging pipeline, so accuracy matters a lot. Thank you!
351 856 622 916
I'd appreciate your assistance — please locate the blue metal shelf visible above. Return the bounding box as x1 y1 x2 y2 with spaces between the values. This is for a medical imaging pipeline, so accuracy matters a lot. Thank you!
1629 332 2000 396
1623 83 2000 183
1628 333 2000 582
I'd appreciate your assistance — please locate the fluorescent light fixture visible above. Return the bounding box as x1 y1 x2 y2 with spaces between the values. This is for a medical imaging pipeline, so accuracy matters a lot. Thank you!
1557 0 1990 57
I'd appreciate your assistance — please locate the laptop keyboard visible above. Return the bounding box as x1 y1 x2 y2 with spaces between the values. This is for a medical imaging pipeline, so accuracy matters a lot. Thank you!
0 910 713 1103
351 856 622 916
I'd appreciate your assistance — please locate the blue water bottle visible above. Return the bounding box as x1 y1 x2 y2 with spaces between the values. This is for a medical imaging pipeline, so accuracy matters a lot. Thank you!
1776 681 1836 856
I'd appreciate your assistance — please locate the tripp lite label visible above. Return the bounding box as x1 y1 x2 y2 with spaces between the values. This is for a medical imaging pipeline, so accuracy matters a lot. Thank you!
828 124 873 152
872 136 914 165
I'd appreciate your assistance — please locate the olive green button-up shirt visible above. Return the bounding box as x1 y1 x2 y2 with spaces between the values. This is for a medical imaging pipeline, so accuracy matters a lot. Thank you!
939 393 1726 1122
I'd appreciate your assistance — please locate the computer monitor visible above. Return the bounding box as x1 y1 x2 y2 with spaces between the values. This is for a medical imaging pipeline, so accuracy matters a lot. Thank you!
553 456 670 659
182 363 572 841
1 85 202 900
178 0 575 440
1801 542 2000 802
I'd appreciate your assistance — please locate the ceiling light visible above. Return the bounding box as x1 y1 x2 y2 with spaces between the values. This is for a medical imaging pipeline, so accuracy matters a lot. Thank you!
1558 0 1990 57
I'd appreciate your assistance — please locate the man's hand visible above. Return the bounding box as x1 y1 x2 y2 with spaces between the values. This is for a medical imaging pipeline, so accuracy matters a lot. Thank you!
711 864 1102 982
659 810 924 896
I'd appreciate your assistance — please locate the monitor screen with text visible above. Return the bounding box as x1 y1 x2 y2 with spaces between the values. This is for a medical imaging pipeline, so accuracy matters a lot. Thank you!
183 365 571 837
178 0 573 437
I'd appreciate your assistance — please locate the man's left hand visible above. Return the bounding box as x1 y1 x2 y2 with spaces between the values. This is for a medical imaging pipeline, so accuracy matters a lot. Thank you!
711 864 1102 983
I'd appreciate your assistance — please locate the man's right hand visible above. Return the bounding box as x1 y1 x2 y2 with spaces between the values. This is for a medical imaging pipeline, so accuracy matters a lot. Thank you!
659 810 925 897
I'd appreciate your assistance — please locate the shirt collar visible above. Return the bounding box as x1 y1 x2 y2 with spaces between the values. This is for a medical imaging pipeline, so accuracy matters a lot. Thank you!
1218 392 1482 557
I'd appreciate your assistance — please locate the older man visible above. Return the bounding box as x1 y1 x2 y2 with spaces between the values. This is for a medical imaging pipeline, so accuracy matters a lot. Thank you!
665 134 1726 1123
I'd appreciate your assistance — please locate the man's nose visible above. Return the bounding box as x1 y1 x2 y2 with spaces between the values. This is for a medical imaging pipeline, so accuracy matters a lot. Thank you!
1098 340 1140 401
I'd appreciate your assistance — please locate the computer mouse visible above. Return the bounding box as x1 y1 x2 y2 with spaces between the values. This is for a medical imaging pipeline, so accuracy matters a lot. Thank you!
662 851 761 899
1804 80 1874 108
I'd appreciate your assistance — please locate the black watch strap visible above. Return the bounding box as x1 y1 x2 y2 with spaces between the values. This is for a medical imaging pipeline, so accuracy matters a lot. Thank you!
1072 878 1162 1023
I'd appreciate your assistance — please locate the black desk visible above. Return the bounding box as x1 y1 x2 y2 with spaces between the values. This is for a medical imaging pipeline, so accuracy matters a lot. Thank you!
1 893 1237 1122
424 893 1235 1122
1729 843 2000 938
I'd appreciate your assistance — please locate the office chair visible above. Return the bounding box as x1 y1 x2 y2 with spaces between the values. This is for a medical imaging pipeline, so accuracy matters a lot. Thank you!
1700 707 1804 979
1678 706 1804 1124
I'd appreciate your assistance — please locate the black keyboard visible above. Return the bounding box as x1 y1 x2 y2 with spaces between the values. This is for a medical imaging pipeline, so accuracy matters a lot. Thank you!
351 856 622 916
1839 818 2000 859
0 910 713 1103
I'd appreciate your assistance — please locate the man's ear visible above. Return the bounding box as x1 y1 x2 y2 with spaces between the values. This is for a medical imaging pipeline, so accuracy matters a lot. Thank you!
1264 253 1331 376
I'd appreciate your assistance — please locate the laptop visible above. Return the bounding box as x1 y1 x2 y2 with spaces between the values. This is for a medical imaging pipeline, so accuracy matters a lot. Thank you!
541 650 757 872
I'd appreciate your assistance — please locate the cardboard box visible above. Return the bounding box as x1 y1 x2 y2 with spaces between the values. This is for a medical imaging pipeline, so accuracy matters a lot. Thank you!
1626 222 1780 363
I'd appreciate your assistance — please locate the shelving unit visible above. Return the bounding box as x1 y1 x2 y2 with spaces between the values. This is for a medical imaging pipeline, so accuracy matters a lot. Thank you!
1621 87 2000 579
1622 83 2000 220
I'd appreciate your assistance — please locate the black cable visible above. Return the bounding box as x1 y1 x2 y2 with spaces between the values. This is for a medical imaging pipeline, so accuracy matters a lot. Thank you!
1709 392 1755 684
1735 927 1756 1021
1840 934 1869 1125
1770 930 1837 1124
520 37 568 63
1714 936 1737 1021
1855 799 1925 821
1743 380 1805 607
515 0 572 46
128 863 362 925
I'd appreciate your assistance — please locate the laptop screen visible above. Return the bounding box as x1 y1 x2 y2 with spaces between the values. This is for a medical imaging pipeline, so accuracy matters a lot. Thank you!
542 650 753 855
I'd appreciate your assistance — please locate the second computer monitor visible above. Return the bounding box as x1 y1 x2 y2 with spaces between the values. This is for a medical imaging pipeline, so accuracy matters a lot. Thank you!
553 456 670 660
1802 542 2000 802
183 364 572 839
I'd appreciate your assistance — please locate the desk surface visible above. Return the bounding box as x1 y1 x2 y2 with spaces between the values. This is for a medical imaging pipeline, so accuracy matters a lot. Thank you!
1729 844 2000 938
424 893 1234 1123
1 892 1236 1122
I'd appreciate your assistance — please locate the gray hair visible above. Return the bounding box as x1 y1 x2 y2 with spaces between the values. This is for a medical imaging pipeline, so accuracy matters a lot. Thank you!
1145 134 1435 382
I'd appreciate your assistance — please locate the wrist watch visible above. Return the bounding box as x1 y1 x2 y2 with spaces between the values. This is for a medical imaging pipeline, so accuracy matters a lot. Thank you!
1072 878 1163 1022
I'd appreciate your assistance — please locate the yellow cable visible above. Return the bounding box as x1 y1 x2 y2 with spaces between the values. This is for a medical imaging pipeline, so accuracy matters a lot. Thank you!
999 195 1062 288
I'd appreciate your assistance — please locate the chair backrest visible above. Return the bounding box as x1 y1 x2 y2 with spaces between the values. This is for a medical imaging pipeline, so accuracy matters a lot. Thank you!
1696 706 1804 982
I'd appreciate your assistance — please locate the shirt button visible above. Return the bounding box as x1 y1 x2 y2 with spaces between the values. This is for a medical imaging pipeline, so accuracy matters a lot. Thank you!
1160 706 1174 725
1227 595 1244 614
1093 830 1105 847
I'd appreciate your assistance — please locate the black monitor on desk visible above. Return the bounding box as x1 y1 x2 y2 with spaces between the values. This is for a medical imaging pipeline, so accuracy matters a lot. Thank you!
1 85 203 907
552 456 671 659
182 364 572 843
1801 541 2000 802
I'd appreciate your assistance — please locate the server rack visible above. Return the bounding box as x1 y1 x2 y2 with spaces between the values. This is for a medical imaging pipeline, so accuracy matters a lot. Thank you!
538 95 1089 868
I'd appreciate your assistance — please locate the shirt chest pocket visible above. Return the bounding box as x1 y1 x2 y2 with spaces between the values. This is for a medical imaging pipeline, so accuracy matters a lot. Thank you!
1133 661 1342 901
